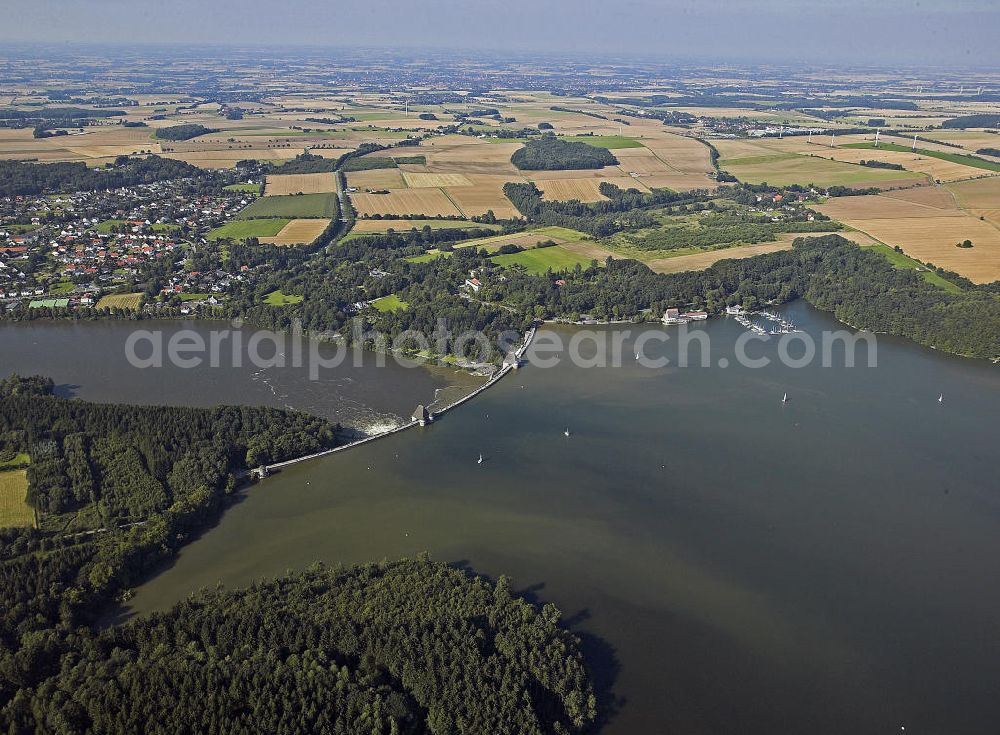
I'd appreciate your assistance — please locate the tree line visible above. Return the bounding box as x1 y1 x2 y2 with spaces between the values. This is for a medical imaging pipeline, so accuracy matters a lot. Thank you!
0 156 213 196
153 123 217 141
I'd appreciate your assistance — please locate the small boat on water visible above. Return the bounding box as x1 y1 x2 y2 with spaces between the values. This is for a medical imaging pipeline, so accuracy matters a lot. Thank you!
782 392 788 403
564 428 571 437
938 393 944 403
477 453 483 464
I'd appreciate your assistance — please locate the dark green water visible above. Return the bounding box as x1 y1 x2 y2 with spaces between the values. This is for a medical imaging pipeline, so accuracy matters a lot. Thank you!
5 304 1000 733
0 319 478 432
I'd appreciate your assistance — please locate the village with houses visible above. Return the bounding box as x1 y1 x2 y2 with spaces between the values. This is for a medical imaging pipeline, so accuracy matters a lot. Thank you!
0 178 259 316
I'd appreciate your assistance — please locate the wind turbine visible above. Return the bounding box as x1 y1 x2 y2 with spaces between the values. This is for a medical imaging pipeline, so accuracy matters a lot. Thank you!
912 134 918 151
874 129 880 148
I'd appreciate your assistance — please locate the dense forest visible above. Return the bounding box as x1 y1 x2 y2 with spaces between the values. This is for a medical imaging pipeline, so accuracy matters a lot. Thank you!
511 136 619 171
0 376 342 705
941 114 1000 129
0 156 211 196
0 558 596 735
154 123 217 141
0 107 124 121
0 382 594 733
0 374 339 522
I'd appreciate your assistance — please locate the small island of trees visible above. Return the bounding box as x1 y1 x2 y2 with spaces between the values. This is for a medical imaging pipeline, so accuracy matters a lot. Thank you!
511 136 619 171
154 123 217 141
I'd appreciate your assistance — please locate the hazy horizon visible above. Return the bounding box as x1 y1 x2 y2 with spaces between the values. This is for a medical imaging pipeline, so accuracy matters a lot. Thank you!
3 0 999 69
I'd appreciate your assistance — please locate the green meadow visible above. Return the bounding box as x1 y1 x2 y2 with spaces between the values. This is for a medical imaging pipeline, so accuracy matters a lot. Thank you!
492 245 598 274
237 193 338 219
207 219 290 240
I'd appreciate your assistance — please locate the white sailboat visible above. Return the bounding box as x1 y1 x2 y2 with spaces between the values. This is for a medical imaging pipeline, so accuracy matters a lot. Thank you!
477 453 483 464
938 393 944 403
564 428 571 437
782 392 788 403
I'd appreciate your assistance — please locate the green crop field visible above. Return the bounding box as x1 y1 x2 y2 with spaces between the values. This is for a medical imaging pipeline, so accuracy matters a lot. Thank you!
558 135 645 149
237 193 338 219
224 183 261 193
492 245 598 274
208 219 290 240
841 142 1000 172
0 469 34 528
370 294 409 312
263 290 304 305
406 250 453 263
0 453 29 470
719 152 924 187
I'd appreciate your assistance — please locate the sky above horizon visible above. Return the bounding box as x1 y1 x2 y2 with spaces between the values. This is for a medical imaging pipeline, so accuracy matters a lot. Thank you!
4 0 999 68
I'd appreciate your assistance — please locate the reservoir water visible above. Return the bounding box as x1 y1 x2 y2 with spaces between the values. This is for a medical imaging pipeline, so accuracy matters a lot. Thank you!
3 303 999 734
0 319 480 432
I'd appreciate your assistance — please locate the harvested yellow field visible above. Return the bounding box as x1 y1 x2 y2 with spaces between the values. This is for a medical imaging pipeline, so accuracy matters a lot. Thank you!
258 218 330 245
453 230 578 252
420 138 523 175
444 178 522 219
64 144 162 158
522 168 617 181
721 152 924 189
945 177 1000 210
711 138 785 159
817 184 1000 281
265 172 337 195
309 147 356 159
882 185 960 211
0 470 33 528
837 230 884 247
839 216 1000 283
401 172 473 188
910 130 1000 153
350 189 462 217
96 293 143 311
646 241 795 273
536 177 649 202
351 218 476 233
804 147 972 183
0 149 77 162
816 194 965 221
641 174 718 192
642 136 714 174
612 147 678 176
347 168 406 190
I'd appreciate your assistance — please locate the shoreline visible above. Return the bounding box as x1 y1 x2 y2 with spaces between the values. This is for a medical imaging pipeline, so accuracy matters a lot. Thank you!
254 325 538 476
